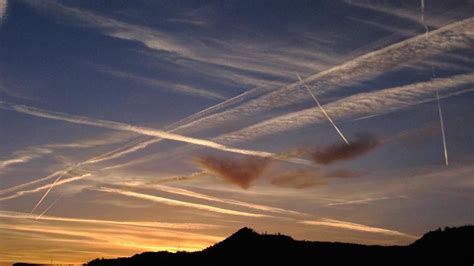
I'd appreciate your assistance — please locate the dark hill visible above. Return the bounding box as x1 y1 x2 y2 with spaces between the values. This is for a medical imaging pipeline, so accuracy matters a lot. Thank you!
86 226 474 266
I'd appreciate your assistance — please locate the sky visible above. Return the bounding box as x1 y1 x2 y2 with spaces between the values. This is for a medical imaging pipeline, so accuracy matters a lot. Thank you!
0 0 473 264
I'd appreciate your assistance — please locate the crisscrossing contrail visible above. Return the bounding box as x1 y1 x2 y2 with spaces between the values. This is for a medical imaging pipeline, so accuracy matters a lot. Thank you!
296 73 350 145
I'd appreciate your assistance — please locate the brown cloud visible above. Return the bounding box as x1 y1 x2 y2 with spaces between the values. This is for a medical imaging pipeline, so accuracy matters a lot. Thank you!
311 134 380 164
194 155 270 189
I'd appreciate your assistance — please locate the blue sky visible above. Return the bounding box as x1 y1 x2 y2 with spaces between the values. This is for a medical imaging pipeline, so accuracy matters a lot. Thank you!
0 0 473 264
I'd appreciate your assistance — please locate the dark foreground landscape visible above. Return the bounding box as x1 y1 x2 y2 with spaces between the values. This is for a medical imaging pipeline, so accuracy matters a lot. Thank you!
84 226 473 266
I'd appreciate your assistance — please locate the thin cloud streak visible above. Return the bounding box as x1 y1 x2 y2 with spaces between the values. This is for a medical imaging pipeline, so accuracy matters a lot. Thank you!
216 74 474 143
101 68 227 100
301 218 417 238
436 89 449 166
0 147 52 170
93 187 271 218
297 72 350 145
177 17 474 134
30 173 65 213
0 100 312 166
0 173 91 202
0 210 219 230
23 0 331 82
148 184 303 216
0 84 282 202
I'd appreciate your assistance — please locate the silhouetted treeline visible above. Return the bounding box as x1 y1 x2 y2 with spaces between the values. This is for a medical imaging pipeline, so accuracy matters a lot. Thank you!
76 226 474 266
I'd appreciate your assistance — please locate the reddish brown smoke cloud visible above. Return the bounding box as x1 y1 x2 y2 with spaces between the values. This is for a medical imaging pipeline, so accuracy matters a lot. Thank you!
312 134 380 164
194 155 270 189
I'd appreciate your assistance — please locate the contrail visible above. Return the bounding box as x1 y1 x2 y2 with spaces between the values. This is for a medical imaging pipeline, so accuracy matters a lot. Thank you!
0 210 219 230
301 218 417 238
0 173 91 202
436 89 449 166
4 16 472 205
175 17 474 134
35 194 63 220
0 101 312 166
148 184 304 216
30 173 65 214
296 73 350 145
84 84 270 165
421 0 428 33
214 74 474 144
93 186 271 218
0 85 291 206
420 0 448 166
0 168 70 196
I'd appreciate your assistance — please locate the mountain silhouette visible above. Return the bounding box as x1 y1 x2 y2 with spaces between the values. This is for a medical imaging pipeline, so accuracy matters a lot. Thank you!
83 225 474 266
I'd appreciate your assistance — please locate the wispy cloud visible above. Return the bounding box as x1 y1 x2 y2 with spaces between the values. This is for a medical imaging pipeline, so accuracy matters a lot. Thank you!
0 173 91 202
0 210 222 263
0 147 52 170
215 74 474 143
22 0 333 83
0 83 297 203
0 100 313 166
301 218 417 238
100 68 227 100
177 17 474 134
147 184 303 216
93 186 271 218
0 132 132 172
0 210 219 230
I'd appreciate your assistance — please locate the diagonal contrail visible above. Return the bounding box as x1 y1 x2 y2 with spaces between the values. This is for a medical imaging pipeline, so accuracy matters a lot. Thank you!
0 100 312 166
436 89 449 166
420 0 449 166
35 194 63 220
30 173 65 214
296 73 350 145
0 84 294 209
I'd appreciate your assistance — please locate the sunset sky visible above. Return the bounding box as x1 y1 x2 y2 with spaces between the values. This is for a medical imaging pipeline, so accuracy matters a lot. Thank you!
1 0 473 264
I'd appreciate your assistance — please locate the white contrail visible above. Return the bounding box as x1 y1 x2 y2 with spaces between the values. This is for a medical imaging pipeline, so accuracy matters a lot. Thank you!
35 195 62 220
93 187 271 218
85 84 270 165
143 184 304 216
0 101 312 166
436 89 449 166
214 74 474 144
301 218 417 238
420 0 448 166
0 174 91 202
175 17 474 134
30 173 65 214
296 73 350 145
0 168 70 196
0 210 219 230
0 84 290 205
421 0 426 28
